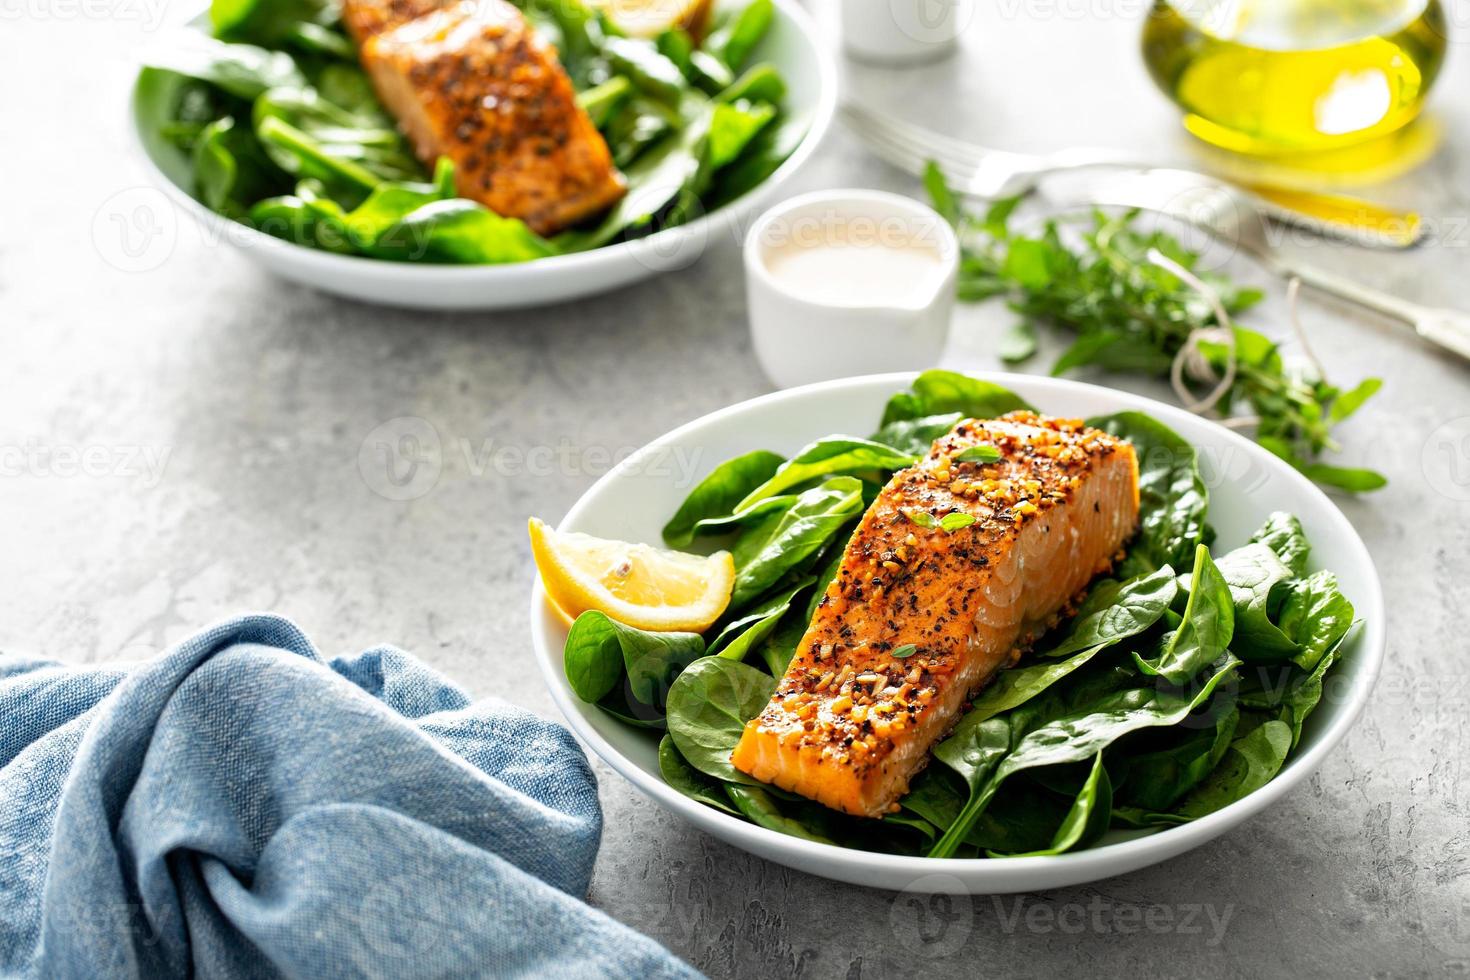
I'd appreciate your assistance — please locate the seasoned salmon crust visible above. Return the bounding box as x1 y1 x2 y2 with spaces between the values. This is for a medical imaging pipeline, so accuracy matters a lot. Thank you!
730 412 1141 818
353 0 626 235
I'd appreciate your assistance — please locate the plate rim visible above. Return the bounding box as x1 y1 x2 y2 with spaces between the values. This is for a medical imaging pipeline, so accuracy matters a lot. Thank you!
126 0 838 282
529 371 1386 887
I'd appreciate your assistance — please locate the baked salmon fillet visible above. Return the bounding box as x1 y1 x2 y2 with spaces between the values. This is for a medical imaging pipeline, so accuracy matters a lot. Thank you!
339 0 450 44
730 412 1140 818
355 0 626 235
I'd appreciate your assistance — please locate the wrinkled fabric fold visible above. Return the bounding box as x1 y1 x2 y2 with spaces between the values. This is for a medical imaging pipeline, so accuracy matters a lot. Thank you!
0 614 698 979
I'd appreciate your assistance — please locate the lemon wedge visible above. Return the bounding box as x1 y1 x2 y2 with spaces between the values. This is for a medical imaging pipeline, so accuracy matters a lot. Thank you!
585 0 712 38
529 518 734 631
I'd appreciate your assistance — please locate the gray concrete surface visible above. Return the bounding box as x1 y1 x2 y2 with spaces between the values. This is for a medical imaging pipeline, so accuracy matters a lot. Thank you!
3 2 1468 977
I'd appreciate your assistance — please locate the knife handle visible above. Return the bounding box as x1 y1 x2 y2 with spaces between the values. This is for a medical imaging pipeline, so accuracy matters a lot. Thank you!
1278 259 1470 363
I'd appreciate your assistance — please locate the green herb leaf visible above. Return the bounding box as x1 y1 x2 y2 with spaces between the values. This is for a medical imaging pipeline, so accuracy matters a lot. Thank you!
938 512 977 532
929 166 1384 491
923 159 960 227
891 644 919 659
998 320 1038 364
952 444 1002 464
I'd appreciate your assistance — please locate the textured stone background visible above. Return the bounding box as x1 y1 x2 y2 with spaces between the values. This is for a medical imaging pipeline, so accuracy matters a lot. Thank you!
3 1 1468 977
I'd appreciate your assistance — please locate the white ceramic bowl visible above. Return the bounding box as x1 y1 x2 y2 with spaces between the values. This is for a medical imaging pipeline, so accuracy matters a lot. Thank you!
530 372 1385 893
130 0 835 310
744 189 958 389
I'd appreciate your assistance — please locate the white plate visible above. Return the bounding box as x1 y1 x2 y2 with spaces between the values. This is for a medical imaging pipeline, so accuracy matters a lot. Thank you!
130 0 835 310
529 372 1385 894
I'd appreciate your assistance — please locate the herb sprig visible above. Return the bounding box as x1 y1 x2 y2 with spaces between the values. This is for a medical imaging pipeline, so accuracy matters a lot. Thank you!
923 164 1386 493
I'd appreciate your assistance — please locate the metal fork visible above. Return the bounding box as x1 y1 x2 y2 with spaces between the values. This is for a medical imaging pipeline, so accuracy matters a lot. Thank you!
842 103 1424 250
1047 168 1470 362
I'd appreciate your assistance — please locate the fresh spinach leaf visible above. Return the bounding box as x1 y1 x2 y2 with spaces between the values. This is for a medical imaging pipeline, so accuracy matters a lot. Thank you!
368 198 558 263
1134 545 1234 684
730 477 864 607
715 63 785 104
1127 718 1293 825
604 35 687 104
988 753 1111 857
666 655 776 783
212 0 331 46
967 642 1112 723
1212 542 1299 660
659 734 739 814
194 115 290 217
735 438 914 511
662 449 785 547
1276 631 1350 746
754 603 807 676
880 370 1032 427
576 76 632 127
723 784 835 842
143 36 305 98
927 719 1018 857
870 412 963 456
1111 703 1238 811
708 99 775 169
930 657 1239 856
1278 570 1353 672
1045 566 1178 658
596 681 669 730
708 576 812 662
1090 411 1208 573
707 0 772 69
703 104 806 208
1249 511 1311 578
563 610 705 707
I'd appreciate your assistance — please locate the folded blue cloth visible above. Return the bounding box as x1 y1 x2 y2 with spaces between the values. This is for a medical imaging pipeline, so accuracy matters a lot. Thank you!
0 614 699 979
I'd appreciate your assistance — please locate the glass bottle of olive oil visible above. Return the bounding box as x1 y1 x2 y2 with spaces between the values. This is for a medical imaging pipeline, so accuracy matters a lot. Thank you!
1142 0 1447 157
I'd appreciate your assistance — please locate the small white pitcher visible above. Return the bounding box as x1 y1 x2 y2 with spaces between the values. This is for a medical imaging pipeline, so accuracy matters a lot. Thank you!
744 189 959 390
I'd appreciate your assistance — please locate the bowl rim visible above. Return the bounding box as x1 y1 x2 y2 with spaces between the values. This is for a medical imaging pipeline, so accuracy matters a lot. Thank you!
529 371 1386 882
128 0 838 281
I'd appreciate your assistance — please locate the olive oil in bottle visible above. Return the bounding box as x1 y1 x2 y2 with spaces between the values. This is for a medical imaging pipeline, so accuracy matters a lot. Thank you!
1142 0 1447 157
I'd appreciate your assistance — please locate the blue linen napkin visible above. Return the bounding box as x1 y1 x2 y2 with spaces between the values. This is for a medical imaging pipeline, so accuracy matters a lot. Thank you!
0 614 699 979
